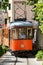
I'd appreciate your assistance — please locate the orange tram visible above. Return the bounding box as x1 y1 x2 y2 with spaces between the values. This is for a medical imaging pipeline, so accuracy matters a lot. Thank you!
8 21 37 57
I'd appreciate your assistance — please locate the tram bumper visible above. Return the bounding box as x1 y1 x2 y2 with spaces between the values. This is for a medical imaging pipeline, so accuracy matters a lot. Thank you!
10 50 33 57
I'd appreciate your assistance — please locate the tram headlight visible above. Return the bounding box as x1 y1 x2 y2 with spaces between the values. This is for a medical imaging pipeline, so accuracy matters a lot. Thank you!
21 43 24 48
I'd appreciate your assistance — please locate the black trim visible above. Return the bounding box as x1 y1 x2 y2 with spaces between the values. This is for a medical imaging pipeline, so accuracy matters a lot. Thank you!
10 39 32 40
14 18 26 21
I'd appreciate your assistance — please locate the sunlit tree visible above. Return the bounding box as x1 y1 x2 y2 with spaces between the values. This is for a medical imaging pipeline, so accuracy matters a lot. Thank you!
33 0 43 33
0 0 9 10
26 0 43 33
26 0 38 5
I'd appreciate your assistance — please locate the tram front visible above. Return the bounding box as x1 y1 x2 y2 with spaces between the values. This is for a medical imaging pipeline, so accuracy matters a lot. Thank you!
9 21 33 57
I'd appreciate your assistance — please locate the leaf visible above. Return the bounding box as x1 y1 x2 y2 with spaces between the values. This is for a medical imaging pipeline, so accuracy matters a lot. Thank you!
0 0 9 10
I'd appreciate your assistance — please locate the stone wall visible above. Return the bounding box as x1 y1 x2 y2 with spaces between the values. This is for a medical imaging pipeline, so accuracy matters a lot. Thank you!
37 30 43 49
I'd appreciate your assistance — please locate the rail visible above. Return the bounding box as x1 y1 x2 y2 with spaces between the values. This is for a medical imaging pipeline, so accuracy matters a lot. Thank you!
14 57 29 65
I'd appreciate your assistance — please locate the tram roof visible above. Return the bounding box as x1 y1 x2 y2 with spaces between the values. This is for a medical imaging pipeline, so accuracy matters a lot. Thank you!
8 21 33 29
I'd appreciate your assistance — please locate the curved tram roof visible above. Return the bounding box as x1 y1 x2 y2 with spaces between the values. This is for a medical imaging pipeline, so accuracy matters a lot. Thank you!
8 21 33 29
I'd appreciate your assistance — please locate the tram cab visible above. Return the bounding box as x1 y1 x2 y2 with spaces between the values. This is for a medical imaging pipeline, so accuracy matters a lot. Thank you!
9 21 33 57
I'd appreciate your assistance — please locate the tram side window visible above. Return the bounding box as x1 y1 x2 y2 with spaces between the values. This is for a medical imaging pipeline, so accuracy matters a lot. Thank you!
10 29 16 39
12 29 16 39
27 28 32 39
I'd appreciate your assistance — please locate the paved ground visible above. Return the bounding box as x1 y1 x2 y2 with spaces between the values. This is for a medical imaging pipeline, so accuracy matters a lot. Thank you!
0 51 43 65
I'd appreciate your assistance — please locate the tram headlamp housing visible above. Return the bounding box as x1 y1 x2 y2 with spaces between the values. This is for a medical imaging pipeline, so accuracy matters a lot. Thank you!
21 43 24 48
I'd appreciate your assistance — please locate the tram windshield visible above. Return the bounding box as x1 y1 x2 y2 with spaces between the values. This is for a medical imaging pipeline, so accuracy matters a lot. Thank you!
19 28 26 39
10 28 33 40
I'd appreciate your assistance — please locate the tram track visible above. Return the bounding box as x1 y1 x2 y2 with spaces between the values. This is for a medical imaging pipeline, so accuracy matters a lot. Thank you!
27 58 29 65
14 57 18 65
0 51 42 65
14 57 29 65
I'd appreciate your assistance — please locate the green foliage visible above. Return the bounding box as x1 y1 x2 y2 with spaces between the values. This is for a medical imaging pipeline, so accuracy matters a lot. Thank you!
26 0 38 5
2 2 8 10
0 0 9 10
0 45 7 57
33 0 43 33
26 0 43 33
0 2 1 8
35 50 43 59
0 45 4 57
3 0 9 2
2 46 8 53
42 63 43 65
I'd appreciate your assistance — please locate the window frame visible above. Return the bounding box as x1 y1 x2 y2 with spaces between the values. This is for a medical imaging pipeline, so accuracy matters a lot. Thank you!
18 28 26 39
10 29 16 39
27 28 32 39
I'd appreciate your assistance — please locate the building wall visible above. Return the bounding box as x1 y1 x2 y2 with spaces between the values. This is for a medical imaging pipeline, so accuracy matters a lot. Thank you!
7 0 13 22
0 11 8 45
37 30 43 49
26 5 34 21
7 0 34 22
